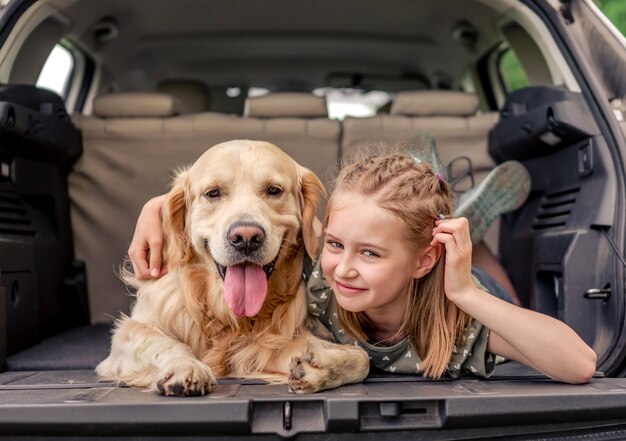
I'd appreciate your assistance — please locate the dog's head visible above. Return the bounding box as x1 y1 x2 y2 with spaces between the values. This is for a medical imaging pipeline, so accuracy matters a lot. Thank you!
162 140 324 317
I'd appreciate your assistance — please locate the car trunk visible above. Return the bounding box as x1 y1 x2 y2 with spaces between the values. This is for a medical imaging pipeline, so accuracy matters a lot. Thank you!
3 366 626 439
0 81 624 441
2 0 626 439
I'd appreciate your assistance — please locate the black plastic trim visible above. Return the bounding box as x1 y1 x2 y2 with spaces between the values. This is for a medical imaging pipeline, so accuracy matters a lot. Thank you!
74 49 95 113
1 372 626 439
523 0 626 377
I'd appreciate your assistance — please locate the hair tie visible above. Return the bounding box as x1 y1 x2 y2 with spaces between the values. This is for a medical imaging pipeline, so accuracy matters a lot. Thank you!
436 172 444 183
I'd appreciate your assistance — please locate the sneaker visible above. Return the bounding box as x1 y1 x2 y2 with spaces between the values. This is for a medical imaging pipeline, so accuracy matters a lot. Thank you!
454 160 531 245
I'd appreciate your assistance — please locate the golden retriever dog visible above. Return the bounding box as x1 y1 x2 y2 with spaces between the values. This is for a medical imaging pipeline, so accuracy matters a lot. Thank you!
97 140 369 395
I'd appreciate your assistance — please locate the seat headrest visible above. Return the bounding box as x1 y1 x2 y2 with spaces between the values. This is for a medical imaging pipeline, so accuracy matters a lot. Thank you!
245 92 328 118
93 92 183 118
391 90 480 117
156 80 210 114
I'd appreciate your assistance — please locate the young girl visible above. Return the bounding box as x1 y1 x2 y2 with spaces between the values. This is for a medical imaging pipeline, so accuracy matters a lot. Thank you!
305 152 595 382
129 152 596 383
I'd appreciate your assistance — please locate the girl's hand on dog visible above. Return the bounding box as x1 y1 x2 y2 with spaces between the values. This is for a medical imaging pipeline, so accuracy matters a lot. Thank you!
430 216 476 305
129 194 168 279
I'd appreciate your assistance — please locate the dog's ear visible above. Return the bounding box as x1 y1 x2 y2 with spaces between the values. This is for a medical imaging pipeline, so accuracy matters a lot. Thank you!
162 168 196 267
297 165 326 259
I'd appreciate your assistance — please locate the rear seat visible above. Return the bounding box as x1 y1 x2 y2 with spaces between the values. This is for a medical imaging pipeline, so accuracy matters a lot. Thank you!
70 89 500 323
70 92 340 323
243 92 340 188
342 90 499 184
156 79 211 114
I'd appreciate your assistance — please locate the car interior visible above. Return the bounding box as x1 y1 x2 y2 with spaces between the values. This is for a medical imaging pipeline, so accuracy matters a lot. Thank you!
0 0 625 408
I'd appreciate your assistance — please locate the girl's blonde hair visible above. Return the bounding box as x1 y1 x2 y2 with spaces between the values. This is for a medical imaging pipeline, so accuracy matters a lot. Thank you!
325 147 471 378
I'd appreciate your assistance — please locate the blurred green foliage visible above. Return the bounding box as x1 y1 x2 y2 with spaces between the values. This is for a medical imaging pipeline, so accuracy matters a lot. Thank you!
499 49 529 92
594 0 626 36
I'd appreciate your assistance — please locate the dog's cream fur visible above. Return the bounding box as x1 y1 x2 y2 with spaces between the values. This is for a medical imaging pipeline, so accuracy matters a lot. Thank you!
97 140 369 395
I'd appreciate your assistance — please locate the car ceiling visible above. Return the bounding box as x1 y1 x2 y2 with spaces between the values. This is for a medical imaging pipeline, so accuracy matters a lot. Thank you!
53 0 505 92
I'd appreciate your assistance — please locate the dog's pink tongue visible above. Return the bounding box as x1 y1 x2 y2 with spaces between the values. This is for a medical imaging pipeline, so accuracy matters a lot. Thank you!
224 264 268 317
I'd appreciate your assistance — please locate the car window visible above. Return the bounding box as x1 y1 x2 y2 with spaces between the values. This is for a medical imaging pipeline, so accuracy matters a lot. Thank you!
36 44 74 97
498 48 529 93
592 0 626 36
245 86 391 120
313 87 391 120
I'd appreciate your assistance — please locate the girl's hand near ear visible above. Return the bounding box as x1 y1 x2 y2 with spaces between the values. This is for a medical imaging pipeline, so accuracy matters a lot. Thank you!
432 217 596 384
430 217 476 304
129 194 168 279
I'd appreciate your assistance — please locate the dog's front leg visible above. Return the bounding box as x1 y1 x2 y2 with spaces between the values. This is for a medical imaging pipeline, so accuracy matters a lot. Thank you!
288 337 370 393
97 318 217 396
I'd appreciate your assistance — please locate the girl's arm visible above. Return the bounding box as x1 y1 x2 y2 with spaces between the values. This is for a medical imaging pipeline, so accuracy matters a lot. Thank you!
431 217 597 384
128 194 167 279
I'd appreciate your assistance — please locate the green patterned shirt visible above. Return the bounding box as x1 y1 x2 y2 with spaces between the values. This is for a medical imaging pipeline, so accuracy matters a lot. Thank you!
304 255 495 379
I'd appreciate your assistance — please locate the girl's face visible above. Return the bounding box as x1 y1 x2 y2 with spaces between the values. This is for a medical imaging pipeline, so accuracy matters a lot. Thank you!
321 191 424 321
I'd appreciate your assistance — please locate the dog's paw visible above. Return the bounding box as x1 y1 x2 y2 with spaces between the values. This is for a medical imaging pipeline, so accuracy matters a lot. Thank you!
288 350 330 394
156 361 217 396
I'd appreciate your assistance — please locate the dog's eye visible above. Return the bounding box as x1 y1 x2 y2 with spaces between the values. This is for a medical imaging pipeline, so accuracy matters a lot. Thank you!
205 188 221 199
266 185 283 196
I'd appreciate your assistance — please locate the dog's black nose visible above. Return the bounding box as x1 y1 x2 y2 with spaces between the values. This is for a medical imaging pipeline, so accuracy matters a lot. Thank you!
228 222 265 254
